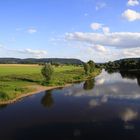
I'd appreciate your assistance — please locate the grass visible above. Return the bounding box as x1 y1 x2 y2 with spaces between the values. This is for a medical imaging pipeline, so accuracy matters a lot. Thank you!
0 64 101 102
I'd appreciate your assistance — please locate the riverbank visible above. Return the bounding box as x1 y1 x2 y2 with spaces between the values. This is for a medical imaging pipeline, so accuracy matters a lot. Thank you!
0 64 101 104
0 84 72 105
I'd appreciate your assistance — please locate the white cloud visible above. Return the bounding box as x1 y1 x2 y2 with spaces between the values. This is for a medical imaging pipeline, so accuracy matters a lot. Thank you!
122 47 140 57
78 43 108 54
90 22 102 30
122 9 140 21
94 44 108 52
95 2 106 10
66 23 140 61
27 28 37 34
90 23 110 34
127 0 139 6
102 27 110 34
17 48 47 58
66 32 140 49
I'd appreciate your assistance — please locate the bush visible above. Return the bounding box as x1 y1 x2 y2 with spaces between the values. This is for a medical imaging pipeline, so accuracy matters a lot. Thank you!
0 91 9 100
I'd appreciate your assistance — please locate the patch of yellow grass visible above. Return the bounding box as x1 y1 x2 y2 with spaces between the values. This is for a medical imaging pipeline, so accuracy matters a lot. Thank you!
0 64 40 67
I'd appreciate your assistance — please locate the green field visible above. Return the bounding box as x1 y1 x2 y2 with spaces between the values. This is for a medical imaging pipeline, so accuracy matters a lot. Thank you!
0 64 100 102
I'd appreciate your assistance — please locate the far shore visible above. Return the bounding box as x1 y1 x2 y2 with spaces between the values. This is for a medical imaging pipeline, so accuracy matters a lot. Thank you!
0 84 72 105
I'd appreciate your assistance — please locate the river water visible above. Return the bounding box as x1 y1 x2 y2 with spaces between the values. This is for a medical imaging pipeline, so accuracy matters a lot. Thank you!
1 70 140 140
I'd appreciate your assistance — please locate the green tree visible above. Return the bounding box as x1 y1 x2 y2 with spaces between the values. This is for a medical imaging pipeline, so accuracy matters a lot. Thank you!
83 63 90 75
41 63 54 83
87 60 95 73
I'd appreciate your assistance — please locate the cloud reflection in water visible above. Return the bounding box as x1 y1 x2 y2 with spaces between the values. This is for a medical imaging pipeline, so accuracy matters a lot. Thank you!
64 70 140 101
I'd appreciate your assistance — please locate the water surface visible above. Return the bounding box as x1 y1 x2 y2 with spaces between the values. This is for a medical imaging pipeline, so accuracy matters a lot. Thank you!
1 70 140 140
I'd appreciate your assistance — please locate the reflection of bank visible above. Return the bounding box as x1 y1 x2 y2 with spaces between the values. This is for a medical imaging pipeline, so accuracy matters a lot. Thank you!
120 70 140 86
0 104 7 110
41 90 54 108
83 79 95 90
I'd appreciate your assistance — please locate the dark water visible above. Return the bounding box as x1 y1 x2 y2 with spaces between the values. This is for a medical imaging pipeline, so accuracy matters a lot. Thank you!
1 70 140 140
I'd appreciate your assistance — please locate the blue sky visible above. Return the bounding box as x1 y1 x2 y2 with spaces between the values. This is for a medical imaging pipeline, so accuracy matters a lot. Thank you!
0 0 140 62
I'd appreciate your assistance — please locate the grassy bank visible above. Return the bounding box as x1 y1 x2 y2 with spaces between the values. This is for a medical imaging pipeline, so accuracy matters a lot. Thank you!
0 64 101 102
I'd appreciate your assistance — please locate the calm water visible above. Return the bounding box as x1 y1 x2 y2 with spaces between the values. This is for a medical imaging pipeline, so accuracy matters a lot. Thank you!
1 70 140 140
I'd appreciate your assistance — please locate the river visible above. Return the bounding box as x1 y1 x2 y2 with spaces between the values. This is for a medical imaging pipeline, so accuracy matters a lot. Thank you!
1 70 140 140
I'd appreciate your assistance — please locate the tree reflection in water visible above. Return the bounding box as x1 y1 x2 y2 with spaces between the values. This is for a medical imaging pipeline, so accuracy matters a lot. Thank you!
83 79 95 90
41 90 54 108
120 70 140 87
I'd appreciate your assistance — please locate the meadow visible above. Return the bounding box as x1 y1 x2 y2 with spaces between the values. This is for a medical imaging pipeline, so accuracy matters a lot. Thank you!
0 64 100 102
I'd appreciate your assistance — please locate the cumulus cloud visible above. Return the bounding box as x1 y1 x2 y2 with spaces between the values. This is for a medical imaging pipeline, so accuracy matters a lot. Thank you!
102 27 110 34
66 32 140 49
127 0 139 6
94 44 108 52
95 2 106 10
66 22 140 61
122 47 140 57
122 9 140 21
90 22 110 34
17 48 47 58
27 28 37 34
91 23 102 30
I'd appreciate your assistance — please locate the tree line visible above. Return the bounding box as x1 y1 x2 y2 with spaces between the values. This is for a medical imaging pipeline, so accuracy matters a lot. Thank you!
103 58 140 71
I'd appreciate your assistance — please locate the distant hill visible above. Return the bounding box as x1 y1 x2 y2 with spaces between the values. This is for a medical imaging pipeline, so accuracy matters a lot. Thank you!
114 58 140 63
104 58 140 71
0 58 84 65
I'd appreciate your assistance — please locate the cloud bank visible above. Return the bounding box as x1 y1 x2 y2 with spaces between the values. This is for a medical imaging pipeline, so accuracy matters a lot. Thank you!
66 32 140 49
16 48 47 58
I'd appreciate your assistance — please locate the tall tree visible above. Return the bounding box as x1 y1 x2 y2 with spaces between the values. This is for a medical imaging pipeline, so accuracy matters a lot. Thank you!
87 60 95 73
41 63 54 83
83 63 90 75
